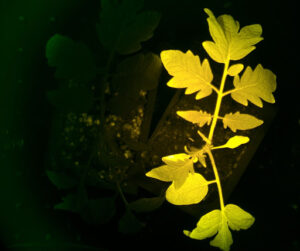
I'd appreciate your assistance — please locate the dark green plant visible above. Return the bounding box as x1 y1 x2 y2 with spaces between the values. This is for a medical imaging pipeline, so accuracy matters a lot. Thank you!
45 0 163 234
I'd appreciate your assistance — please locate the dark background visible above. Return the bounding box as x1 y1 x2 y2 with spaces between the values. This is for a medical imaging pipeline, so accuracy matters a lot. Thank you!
0 0 299 250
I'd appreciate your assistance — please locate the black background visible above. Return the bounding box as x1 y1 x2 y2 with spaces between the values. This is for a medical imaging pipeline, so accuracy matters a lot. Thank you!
0 0 299 250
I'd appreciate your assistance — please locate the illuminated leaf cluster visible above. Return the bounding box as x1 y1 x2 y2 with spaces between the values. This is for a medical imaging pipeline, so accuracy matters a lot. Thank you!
184 204 255 251
146 8 277 250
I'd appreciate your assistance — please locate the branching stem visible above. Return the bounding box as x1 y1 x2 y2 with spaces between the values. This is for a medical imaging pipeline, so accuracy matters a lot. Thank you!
208 60 230 141
207 148 225 210
222 89 235 97
206 59 230 211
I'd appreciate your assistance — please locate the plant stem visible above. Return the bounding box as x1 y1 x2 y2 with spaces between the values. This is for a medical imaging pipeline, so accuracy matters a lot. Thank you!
207 148 224 210
208 60 230 141
116 182 129 207
206 59 230 211
206 180 217 185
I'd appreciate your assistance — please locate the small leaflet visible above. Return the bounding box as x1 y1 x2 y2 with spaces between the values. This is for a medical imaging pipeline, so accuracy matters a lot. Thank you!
177 110 212 127
212 135 250 149
146 153 194 189
223 112 263 132
210 214 233 251
184 209 221 240
224 204 255 230
231 64 277 107
227 64 244 76
160 50 214 100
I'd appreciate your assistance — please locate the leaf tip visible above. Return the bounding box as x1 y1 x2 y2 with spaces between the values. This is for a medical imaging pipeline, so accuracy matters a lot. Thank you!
203 8 213 16
183 230 191 237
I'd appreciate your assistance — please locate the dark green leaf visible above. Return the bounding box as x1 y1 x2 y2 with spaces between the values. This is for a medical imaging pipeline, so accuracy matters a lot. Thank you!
54 187 88 213
81 197 116 225
46 170 78 190
129 196 164 212
108 52 162 116
118 209 143 234
54 194 78 212
97 0 161 55
47 86 93 113
114 52 162 91
46 34 97 81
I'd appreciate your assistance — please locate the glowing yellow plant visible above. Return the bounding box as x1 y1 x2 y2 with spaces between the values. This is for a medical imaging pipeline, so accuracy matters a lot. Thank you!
146 8 276 250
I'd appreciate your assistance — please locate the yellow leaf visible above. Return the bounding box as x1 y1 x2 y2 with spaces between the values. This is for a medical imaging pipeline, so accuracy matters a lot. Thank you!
212 135 249 149
223 112 263 132
210 213 233 251
160 50 214 100
184 209 221 240
177 110 212 127
145 165 173 182
224 204 255 231
227 63 244 76
162 153 190 166
231 64 277 107
166 173 208 205
146 153 194 189
185 146 207 167
184 204 254 250
203 8 263 63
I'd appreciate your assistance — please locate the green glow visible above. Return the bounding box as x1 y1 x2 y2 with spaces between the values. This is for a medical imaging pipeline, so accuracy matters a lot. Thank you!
146 8 277 251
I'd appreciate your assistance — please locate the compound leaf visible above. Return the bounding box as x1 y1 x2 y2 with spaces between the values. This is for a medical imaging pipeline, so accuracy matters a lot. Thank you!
203 8 263 63
166 173 208 205
231 64 277 107
185 204 254 250
213 135 249 149
146 153 194 189
129 196 164 212
224 204 255 231
223 112 263 132
177 110 212 127
184 209 221 240
97 0 161 55
160 50 214 100
46 34 97 82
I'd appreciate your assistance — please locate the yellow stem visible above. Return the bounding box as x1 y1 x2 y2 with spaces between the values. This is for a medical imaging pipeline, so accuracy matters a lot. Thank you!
208 60 230 141
207 149 224 210
206 59 230 211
